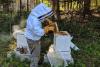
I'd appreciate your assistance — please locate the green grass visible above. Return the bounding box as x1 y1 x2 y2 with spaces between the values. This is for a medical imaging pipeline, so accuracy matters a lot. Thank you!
59 16 100 67
1 36 99 67
0 13 100 67
0 33 11 64
70 37 100 67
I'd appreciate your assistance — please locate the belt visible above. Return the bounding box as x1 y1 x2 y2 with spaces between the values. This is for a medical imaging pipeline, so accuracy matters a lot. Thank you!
26 37 40 43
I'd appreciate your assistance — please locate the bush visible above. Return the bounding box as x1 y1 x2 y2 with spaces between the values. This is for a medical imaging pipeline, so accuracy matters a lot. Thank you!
0 13 13 32
2 53 30 67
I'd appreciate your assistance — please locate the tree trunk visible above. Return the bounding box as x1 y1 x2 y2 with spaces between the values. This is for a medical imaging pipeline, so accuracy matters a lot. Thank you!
20 0 22 16
27 0 29 11
95 0 98 7
83 0 91 18
56 0 60 21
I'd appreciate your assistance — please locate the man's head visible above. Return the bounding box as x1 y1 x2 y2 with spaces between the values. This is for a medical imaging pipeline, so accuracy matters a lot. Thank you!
30 3 54 21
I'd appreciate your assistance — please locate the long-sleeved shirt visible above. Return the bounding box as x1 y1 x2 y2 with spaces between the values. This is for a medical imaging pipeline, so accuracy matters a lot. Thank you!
24 14 45 40
24 3 52 41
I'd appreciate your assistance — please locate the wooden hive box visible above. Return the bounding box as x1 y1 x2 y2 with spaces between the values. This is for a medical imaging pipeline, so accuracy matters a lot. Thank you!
14 31 31 60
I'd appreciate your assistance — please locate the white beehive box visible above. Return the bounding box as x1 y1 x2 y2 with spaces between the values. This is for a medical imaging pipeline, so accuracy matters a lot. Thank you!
47 31 79 67
14 31 30 60
16 32 28 49
47 45 66 67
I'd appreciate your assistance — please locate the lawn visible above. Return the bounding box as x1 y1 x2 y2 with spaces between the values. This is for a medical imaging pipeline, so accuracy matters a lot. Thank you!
0 12 100 67
0 0 100 66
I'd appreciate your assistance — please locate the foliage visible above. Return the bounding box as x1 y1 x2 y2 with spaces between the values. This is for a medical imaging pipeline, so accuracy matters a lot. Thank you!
0 0 13 4
0 0 100 66
0 13 13 32
1 53 30 67
0 11 29 32
0 34 11 53
57 16 100 67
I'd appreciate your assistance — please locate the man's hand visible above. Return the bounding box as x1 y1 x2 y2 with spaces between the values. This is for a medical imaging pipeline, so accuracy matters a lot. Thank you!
45 18 55 26
44 26 55 34
44 26 49 34
44 18 55 34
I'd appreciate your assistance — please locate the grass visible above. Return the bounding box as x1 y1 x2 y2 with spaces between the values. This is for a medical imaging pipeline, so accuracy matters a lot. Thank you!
0 13 100 67
0 33 11 64
70 37 100 67
1 36 99 67
61 16 100 67
0 23 100 67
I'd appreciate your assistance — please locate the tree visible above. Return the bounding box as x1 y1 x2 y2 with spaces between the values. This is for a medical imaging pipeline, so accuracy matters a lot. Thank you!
83 0 91 18
0 0 13 12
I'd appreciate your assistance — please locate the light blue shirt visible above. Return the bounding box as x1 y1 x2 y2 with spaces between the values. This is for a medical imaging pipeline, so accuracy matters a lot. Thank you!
24 14 45 40
24 3 52 41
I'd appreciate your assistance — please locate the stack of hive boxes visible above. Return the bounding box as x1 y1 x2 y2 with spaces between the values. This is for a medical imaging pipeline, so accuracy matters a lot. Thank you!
47 31 79 67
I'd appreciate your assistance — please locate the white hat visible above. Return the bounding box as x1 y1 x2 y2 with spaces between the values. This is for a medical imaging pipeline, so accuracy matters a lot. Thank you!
30 3 53 20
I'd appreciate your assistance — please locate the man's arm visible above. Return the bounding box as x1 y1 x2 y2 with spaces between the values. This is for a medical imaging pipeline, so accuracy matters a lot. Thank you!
32 19 51 36
32 20 45 36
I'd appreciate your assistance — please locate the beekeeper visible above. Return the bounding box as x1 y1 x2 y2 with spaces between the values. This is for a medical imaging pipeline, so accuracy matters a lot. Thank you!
24 3 54 67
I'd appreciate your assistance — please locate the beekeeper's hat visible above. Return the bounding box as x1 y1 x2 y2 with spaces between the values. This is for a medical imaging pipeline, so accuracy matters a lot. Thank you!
30 3 53 21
